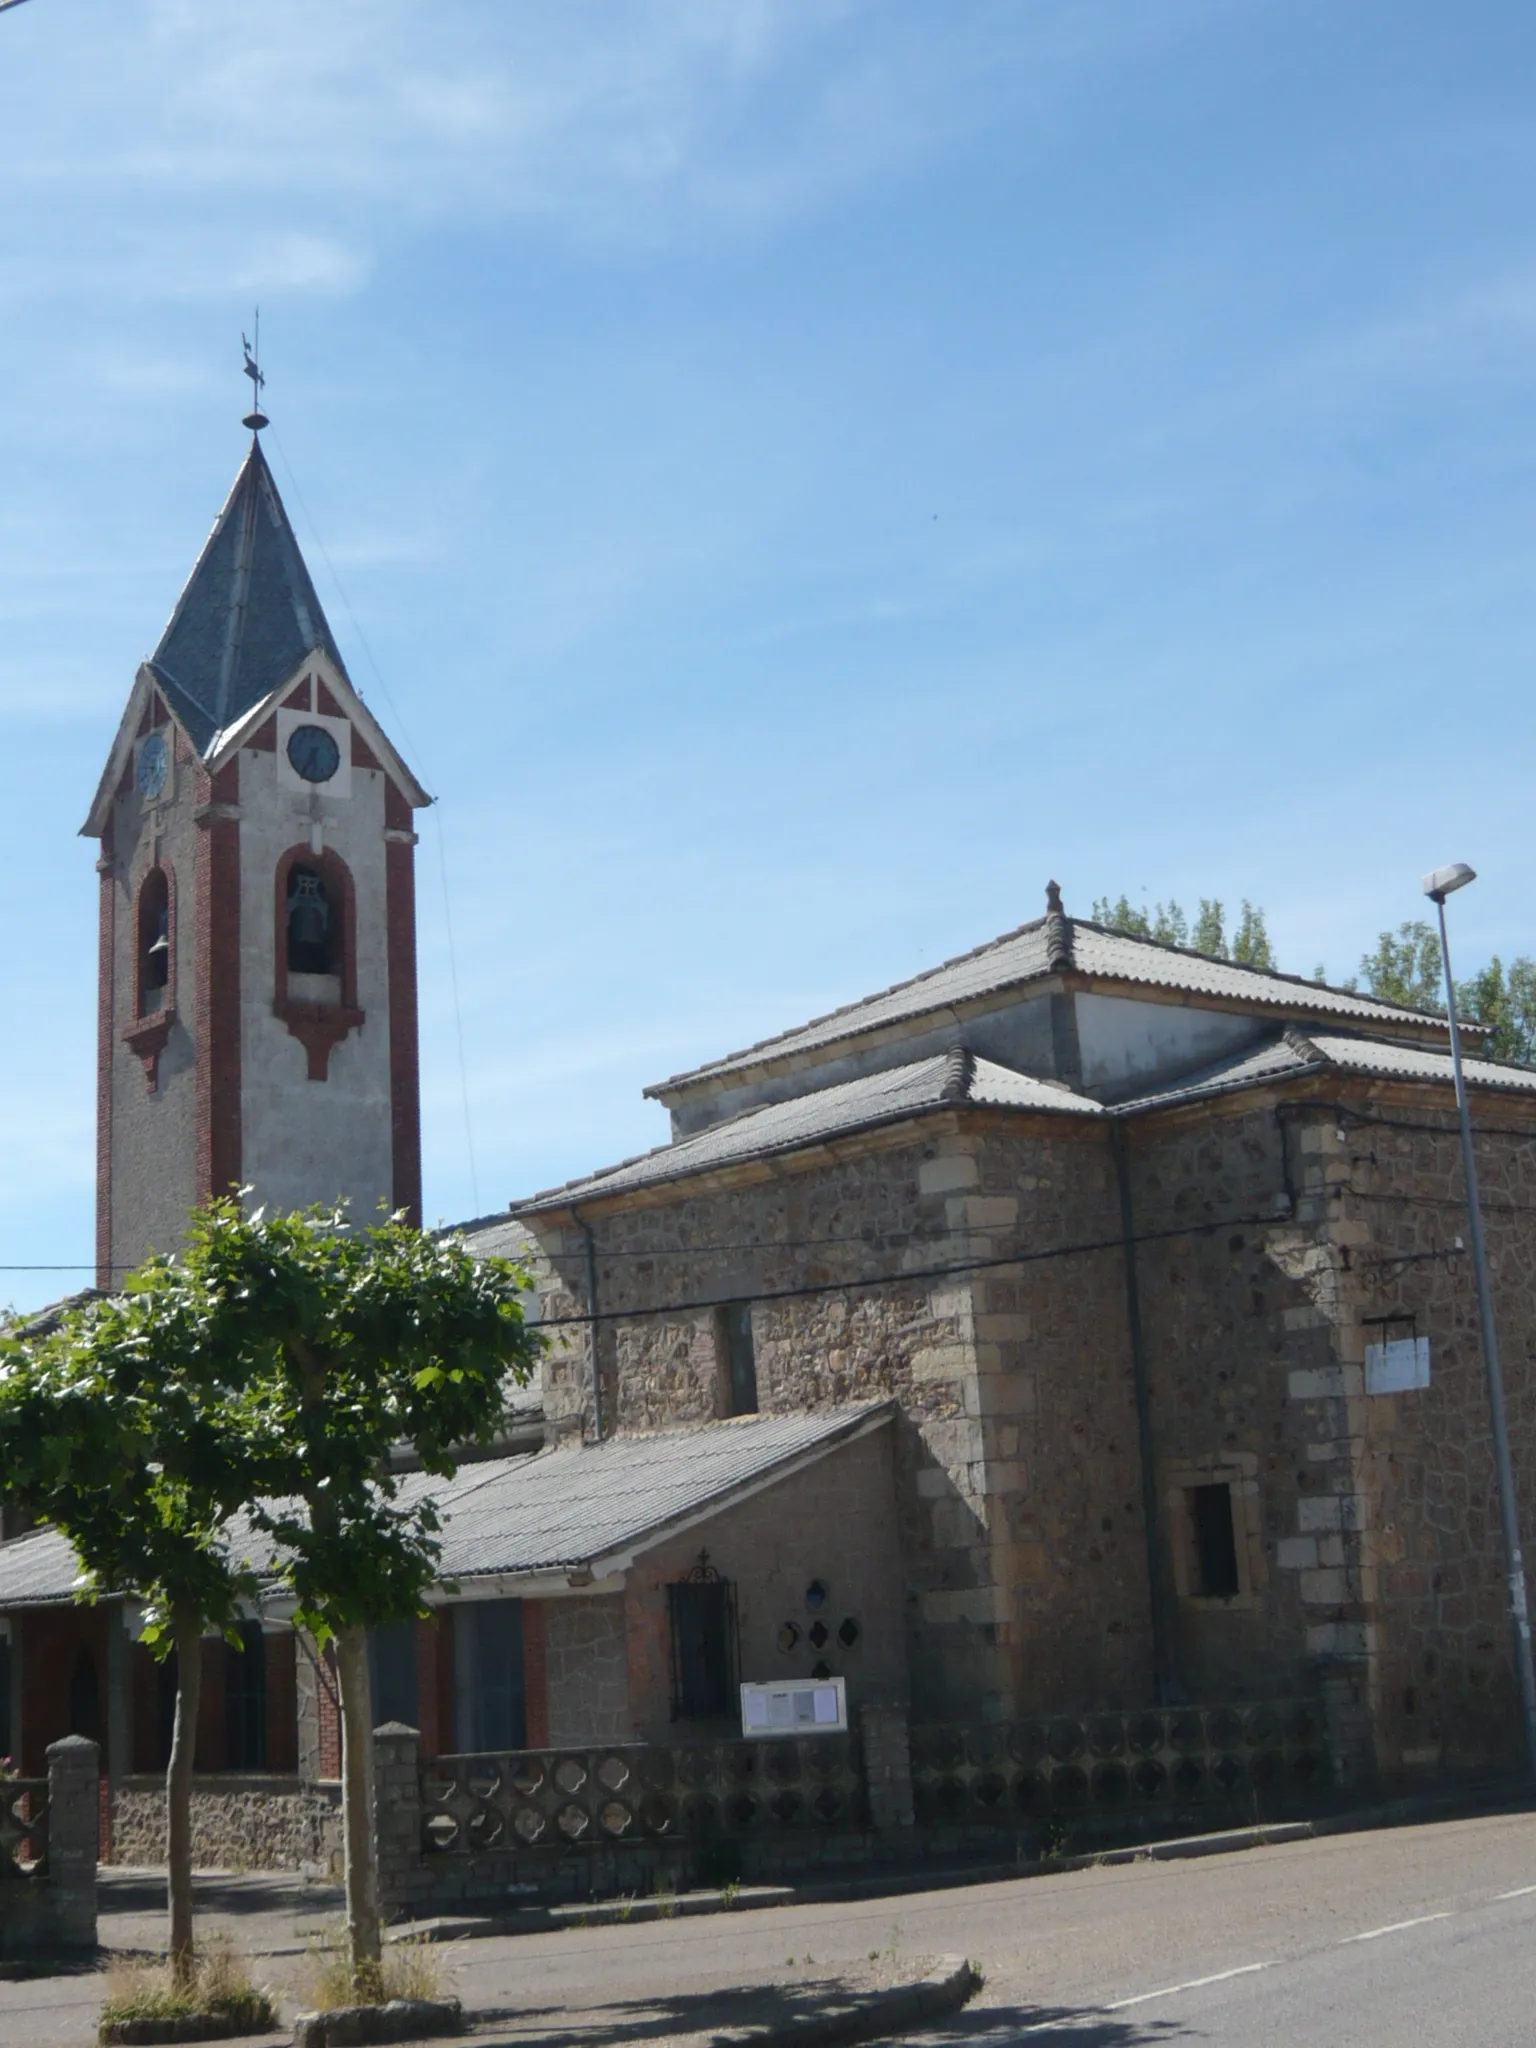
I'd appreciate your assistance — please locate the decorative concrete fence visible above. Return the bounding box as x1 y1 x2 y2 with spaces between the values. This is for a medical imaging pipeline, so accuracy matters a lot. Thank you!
909 1699 1329 1828
0 1735 99 1956
373 1698 1332 1914
376 1718 877 1912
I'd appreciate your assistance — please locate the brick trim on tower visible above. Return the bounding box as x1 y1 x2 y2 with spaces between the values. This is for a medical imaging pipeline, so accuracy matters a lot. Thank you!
95 824 117 1290
384 782 421 1224
195 761 242 1203
272 843 364 1082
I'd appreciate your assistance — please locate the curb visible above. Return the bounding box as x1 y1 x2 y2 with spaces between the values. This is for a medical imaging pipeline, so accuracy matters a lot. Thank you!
711 1956 979 2048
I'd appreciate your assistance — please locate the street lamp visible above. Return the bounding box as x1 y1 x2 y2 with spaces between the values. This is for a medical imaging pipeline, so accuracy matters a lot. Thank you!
1422 861 1536 1775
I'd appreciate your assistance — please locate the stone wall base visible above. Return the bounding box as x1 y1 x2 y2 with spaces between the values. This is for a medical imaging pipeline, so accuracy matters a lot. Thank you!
107 1777 342 1874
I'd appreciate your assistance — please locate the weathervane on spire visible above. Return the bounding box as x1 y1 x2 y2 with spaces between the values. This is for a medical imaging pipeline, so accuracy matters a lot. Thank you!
241 311 268 432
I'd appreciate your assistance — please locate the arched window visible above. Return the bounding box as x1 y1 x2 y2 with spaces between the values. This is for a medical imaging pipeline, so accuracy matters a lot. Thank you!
137 867 170 1009
286 864 337 977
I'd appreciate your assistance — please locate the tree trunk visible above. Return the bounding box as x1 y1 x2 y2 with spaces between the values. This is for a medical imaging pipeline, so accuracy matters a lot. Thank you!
335 1624 382 1998
166 1607 203 1992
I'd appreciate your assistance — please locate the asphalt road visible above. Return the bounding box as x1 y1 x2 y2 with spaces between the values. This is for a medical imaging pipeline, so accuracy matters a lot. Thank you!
5 1808 1536 2045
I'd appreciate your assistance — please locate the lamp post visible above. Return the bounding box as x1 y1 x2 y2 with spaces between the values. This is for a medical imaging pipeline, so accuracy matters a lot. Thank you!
1423 861 1536 1775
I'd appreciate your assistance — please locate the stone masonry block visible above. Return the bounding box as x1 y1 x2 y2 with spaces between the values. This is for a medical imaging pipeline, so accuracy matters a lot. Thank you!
1288 1368 1345 1401
1276 1536 1318 1571
919 1155 980 1195
1297 1496 1344 1532
946 1195 1019 1231
1299 1568 1347 1604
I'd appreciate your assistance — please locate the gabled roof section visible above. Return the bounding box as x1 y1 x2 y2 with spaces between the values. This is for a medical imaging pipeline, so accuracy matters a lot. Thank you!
1114 1026 1536 1116
647 905 1457 1101
0 1406 893 1608
517 1049 1101 1216
148 436 348 756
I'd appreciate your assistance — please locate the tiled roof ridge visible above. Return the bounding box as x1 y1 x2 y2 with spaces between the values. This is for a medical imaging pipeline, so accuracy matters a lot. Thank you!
643 915 1053 1098
1071 916 1450 1022
518 1051 959 1211
649 899 1455 1101
1045 879 1073 974
941 1045 975 1102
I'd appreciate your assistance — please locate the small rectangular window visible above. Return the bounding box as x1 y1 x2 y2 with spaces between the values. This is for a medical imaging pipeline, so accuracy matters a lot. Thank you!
668 1574 738 1721
1189 1483 1241 1599
717 1302 758 1416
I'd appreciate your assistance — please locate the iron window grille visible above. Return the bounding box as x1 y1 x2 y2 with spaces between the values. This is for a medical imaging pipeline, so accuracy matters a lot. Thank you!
667 1551 740 1723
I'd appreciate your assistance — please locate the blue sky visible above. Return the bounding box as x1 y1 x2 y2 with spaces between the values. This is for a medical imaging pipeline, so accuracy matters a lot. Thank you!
2 1 1534 1307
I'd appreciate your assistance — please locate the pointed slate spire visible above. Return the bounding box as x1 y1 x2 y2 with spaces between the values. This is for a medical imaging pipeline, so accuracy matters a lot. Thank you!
146 437 348 755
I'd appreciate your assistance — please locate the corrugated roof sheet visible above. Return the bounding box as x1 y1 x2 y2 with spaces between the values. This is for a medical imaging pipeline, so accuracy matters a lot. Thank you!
0 1406 890 1608
648 915 1450 1097
1114 1033 1324 1113
1306 1033 1536 1096
517 1050 1101 1213
149 438 348 755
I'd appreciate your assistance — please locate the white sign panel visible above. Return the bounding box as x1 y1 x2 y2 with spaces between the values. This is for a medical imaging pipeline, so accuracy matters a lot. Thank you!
1366 1336 1430 1395
740 1676 847 1738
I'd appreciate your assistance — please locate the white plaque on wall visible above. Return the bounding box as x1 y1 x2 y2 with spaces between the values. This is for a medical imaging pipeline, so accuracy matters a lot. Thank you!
1366 1335 1430 1394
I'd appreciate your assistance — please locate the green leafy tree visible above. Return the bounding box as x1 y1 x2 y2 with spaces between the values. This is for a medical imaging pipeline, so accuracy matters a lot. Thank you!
1458 956 1536 1065
1355 920 1443 1011
1230 901 1276 970
185 1202 542 1996
1091 894 1151 937
1192 898 1227 958
0 1283 264 1986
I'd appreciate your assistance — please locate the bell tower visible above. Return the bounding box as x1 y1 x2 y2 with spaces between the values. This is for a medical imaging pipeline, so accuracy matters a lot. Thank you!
82 416 429 1287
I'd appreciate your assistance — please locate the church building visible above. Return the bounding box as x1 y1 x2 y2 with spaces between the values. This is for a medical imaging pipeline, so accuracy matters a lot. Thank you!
4 410 1536 1892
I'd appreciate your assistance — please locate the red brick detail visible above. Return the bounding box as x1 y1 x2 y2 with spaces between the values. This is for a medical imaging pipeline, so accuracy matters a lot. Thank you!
318 1645 341 1779
17 1607 110 1775
316 677 343 719
195 761 242 1203
272 844 364 1081
152 693 169 728
386 835 421 1223
384 781 412 834
96 828 116 1290
266 1632 298 1773
351 728 382 773
245 715 277 752
523 1602 549 1750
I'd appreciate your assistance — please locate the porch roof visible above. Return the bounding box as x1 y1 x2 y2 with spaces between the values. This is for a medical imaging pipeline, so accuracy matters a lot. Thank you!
0 1403 894 1610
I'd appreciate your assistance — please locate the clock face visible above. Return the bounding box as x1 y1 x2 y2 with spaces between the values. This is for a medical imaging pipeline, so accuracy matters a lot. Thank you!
137 731 168 801
287 723 342 784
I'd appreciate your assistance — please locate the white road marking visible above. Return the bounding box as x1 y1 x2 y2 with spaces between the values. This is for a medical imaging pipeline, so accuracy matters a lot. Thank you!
1339 1912 1452 1943
1496 1885 1536 1900
1102 1962 1277 2009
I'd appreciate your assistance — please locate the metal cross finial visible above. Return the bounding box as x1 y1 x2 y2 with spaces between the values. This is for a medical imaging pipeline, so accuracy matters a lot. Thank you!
241 312 269 432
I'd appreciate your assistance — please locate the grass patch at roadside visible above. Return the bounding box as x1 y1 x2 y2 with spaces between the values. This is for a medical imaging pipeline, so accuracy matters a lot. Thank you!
99 1937 277 2038
298 1930 447 2012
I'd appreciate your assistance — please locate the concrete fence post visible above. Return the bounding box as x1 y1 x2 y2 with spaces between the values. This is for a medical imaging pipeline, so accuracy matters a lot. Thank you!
45 1735 99 1950
372 1722 422 1920
859 1703 915 1832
